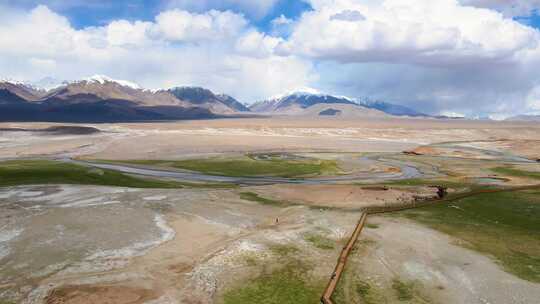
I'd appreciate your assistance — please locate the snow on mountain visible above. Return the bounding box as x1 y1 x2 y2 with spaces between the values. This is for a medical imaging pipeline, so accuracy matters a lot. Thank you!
0 77 27 86
250 88 359 113
84 75 142 90
30 77 67 91
250 88 429 118
269 87 322 100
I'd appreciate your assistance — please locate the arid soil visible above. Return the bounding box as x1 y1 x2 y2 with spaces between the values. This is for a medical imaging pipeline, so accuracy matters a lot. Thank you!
2 118 540 159
243 184 440 210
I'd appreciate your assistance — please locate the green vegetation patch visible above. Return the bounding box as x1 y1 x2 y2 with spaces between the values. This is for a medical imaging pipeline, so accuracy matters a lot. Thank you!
303 233 335 250
492 167 540 180
392 279 414 301
269 244 299 257
398 190 540 282
222 267 322 304
366 223 379 229
0 160 232 189
239 192 291 207
105 156 340 178
384 178 472 189
223 246 321 304
333 271 386 304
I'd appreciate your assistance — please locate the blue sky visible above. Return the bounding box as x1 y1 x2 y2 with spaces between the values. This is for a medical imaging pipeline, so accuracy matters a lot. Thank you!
515 10 540 29
4 0 538 32
2 0 313 32
2 0 540 118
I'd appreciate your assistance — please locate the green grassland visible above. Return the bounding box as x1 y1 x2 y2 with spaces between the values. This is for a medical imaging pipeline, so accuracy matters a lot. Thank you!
100 156 341 178
222 268 322 304
222 244 323 304
239 192 291 207
397 189 540 282
0 160 232 189
492 167 540 180
303 233 335 250
384 177 473 189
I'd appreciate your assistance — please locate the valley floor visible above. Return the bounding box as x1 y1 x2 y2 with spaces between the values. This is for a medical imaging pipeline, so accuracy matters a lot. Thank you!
1 117 540 304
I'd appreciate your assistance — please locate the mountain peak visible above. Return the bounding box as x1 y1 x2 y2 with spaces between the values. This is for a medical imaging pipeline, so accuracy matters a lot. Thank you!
83 75 142 90
270 87 322 100
0 77 26 85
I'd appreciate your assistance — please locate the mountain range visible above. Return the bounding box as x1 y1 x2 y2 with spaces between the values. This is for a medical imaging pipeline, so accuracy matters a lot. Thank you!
0 76 426 122
250 90 425 118
505 115 540 122
0 76 250 122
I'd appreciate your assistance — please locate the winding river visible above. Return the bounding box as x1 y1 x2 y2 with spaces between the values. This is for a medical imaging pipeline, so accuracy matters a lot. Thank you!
66 155 425 186
63 142 534 185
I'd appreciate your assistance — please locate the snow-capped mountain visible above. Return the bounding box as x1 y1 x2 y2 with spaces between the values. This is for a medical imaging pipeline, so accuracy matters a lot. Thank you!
249 89 427 118
83 75 141 90
168 86 249 114
0 76 250 122
250 89 358 113
0 78 47 101
1 76 429 122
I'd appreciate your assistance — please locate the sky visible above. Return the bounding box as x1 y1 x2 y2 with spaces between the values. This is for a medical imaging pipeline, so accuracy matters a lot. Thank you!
1 0 540 118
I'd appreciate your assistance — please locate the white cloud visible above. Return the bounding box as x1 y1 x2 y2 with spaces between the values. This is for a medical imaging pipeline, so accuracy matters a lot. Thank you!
272 14 293 26
0 5 76 56
0 5 311 102
235 31 282 58
153 9 248 42
162 0 280 19
269 0 540 117
28 57 57 70
526 85 540 112
279 0 540 66
106 20 153 47
330 9 365 21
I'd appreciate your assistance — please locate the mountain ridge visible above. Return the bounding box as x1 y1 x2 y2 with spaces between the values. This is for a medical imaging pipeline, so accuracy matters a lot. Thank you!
250 91 426 118
1 76 429 122
0 77 247 122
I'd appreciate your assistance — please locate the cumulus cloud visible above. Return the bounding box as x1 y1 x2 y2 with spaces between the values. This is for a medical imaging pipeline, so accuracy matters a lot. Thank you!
235 31 283 58
153 9 248 42
0 5 77 57
330 9 365 21
162 0 280 19
0 5 311 101
274 0 540 117
106 20 153 47
279 0 540 66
